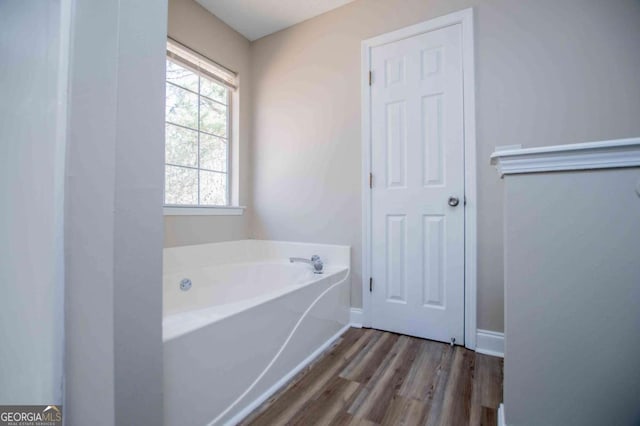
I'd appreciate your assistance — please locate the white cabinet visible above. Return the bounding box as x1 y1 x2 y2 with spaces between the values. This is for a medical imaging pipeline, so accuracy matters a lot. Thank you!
492 138 640 426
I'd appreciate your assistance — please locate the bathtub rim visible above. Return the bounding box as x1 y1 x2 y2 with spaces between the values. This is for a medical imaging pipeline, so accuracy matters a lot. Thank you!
164 239 351 274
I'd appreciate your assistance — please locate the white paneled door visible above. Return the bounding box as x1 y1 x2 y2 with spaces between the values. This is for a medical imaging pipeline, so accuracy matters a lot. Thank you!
370 24 464 344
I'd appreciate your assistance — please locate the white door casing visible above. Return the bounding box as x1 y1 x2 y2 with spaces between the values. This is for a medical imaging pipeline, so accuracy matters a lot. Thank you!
361 9 477 349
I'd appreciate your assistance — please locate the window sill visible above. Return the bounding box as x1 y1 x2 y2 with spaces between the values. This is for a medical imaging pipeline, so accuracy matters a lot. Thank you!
163 206 246 216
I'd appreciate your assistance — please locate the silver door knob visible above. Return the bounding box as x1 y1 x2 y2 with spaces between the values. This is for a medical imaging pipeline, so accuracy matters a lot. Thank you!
448 196 459 207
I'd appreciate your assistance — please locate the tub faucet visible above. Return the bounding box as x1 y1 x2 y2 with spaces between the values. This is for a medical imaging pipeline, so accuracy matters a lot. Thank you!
290 255 323 274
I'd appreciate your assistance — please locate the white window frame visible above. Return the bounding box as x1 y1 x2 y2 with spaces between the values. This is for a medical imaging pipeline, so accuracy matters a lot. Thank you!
163 38 244 216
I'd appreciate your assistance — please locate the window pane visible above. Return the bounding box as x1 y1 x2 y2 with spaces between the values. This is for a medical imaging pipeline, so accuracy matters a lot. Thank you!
166 60 198 92
166 84 198 129
200 133 227 172
165 165 198 205
166 124 197 167
200 78 227 104
200 170 227 206
200 98 227 137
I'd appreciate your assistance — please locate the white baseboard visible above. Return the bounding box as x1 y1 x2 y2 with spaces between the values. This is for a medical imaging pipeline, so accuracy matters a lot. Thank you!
350 308 363 328
498 403 506 426
476 329 504 358
224 323 352 426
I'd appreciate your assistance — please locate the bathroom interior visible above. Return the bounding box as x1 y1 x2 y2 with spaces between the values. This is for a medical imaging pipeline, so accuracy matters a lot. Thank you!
2 0 640 425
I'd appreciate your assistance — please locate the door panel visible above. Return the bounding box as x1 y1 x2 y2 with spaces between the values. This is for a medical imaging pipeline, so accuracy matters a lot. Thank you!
385 214 407 303
370 24 464 344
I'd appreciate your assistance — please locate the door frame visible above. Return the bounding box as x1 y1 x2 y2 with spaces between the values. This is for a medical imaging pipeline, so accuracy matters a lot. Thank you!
360 8 477 349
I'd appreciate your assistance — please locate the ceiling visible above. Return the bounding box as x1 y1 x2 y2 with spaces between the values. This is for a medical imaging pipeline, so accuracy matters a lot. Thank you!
195 0 356 41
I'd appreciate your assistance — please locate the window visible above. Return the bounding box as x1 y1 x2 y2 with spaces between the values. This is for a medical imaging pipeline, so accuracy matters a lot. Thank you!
164 40 237 207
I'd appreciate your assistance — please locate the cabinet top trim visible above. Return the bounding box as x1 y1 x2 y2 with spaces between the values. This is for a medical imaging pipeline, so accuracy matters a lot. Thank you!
490 137 640 177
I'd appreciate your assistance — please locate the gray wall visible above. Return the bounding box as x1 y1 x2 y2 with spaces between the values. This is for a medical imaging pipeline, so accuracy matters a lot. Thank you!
64 0 166 424
249 0 640 332
165 0 253 247
0 0 66 405
503 168 640 425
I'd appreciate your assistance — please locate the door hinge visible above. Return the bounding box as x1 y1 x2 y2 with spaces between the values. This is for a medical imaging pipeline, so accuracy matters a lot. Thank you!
368 71 372 86
369 277 373 292
369 172 373 189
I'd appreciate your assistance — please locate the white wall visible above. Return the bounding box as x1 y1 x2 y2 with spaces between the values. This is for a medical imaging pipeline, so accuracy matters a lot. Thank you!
249 0 640 332
64 0 167 424
503 168 640 425
165 0 253 247
0 0 67 405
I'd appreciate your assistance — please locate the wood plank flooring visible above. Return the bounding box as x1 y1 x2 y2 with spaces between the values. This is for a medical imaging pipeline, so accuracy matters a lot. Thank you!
241 327 503 426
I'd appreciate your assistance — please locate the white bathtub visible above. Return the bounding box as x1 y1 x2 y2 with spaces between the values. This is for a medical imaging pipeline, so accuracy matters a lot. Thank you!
163 240 351 426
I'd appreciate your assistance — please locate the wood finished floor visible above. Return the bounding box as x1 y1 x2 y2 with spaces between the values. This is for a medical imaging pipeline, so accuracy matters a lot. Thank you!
241 327 503 426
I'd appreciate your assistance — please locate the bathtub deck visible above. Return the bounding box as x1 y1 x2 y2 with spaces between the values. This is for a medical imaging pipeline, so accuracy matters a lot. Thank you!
241 327 503 426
